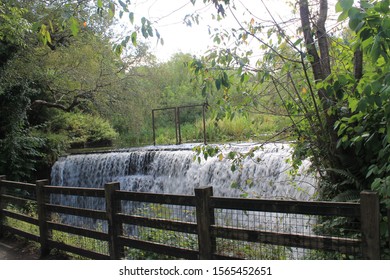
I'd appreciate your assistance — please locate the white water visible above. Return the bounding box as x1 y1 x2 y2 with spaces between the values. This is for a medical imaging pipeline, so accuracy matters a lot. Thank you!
50 143 318 258
51 143 316 200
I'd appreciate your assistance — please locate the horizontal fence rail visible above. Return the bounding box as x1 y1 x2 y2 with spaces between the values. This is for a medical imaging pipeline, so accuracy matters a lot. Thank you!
0 175 382 260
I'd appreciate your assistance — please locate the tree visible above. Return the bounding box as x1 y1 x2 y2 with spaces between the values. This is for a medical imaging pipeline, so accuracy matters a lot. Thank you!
0 0 151 179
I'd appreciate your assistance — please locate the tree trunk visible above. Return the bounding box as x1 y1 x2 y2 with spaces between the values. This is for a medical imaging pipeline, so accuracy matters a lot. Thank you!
298 0 346 174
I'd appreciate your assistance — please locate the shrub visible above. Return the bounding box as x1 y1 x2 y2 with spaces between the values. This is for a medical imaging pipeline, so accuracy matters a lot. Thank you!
51 112 118 148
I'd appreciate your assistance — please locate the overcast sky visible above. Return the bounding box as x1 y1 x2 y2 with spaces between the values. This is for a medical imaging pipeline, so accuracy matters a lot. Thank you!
116 0 294 61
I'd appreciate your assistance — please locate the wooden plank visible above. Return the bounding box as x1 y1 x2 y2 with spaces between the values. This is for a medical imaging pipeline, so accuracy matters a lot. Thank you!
117 214 198 234
211 196 360 217
118 236 199 260
0 180 35 192
212 226 361 255
2 225 40 243
47 240 110 260
0 194 36 205
2 209 39 226
116 190 196 206
45 204 107 220
47 221 109 241
44 186 105 197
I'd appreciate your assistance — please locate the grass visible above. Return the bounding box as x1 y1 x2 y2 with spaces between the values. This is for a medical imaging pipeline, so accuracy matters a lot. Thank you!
2 202 291 260
2 204 108 259
147 113 292 146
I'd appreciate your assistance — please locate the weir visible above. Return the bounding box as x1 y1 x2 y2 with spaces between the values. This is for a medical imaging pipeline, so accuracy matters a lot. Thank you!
51 143 316 200
50 143 318 256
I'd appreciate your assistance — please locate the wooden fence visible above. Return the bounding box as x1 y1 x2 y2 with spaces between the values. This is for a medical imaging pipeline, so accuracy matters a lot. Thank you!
0 175 383 260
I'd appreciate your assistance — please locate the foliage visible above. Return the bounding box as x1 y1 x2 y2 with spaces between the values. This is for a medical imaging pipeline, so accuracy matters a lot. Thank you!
125 204 197 260
0 129 43 181
332 0 390 209
0 0 30 51
47 112 118 148
0 0 146 178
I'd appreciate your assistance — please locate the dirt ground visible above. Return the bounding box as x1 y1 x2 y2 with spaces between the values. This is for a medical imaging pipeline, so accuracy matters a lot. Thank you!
0 235 40 260
0 235 69 260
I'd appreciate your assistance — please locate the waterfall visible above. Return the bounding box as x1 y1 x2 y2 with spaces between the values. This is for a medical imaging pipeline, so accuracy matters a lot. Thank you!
50 143 318 259
51 143 316 200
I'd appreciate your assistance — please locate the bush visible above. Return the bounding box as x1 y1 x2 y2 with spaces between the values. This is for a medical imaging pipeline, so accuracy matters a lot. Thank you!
51 112 118 148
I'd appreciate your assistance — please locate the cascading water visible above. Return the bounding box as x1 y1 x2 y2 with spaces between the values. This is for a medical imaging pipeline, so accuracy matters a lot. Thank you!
51 142 316 200
50 143 318 258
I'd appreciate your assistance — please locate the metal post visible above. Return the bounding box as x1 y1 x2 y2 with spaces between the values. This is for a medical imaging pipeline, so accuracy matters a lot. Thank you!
152 110 156 146
202 103 207 145
174 107 179 145
176 107 182 145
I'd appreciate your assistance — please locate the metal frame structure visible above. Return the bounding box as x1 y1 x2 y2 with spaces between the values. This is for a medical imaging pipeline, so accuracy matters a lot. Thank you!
152 103 208 145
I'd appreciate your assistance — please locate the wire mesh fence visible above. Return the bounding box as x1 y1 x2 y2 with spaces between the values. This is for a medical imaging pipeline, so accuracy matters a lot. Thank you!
121 202 198 260
0 177 378 260
213 208 361 259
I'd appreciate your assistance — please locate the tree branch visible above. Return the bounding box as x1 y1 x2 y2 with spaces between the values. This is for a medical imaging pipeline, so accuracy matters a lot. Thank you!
316 0 331 78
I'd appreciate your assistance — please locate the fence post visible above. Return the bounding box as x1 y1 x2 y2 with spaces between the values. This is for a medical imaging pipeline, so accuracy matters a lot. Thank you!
387 208 390 250
195 186 215 260
105 182 123 259
36 179 50 258
360 191 380 259
0 175 5 239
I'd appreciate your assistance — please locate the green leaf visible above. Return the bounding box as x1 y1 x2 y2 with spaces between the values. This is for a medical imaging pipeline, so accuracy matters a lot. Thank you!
348 97 359 112
293 38 303 46
387 122 390 143
362 84 372 96
108 2 115 18
340 0 354 10
221 72 230 87
371 178 382 190
370 35 381 63
215 79 221 90
336 89 344 100
49 20 54 33
381 0 390 13
338 10 349 22
131 31 137 46
147 26 153 37
240 73 249 83
335 1 343 13
69 17 79 36
118 0 129 12
129 12 134 24
45 30 52 44
228 151 236 160
348 7 364 31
